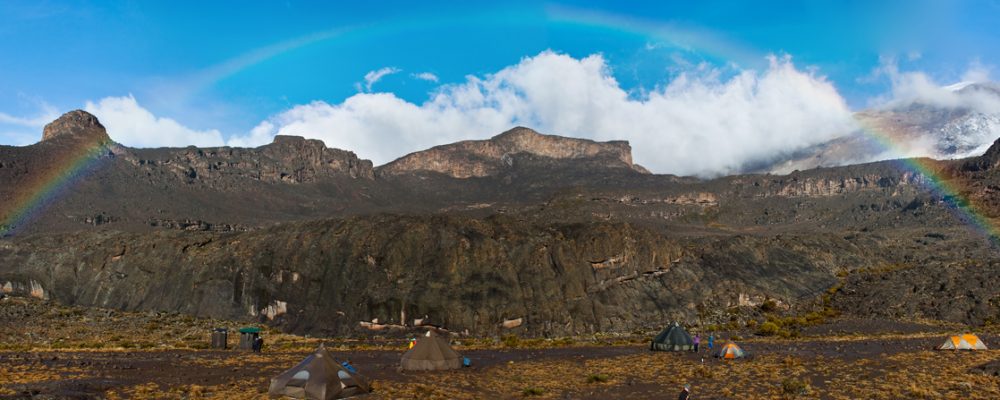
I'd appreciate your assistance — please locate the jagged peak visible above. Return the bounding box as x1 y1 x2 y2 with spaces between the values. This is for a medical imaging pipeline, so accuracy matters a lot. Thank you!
41 110 110 143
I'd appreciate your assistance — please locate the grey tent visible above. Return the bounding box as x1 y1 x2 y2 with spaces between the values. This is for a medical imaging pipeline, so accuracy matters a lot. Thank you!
268 345 370 399
650 322 694 351
400 330 462 371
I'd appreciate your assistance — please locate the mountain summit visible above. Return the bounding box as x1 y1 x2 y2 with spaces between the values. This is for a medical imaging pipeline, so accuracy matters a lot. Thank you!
378 126 649 178
41 110 111 144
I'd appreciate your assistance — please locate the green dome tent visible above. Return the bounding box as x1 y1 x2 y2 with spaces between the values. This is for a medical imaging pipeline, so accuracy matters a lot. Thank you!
650 322 694 351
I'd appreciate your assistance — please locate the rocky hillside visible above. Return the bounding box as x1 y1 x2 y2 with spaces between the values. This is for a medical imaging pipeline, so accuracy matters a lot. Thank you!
378 127 649 178
0 214 893 336
3 110 1000 336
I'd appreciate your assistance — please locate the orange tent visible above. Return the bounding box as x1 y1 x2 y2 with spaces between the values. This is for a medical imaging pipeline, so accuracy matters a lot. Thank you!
715 342 746 359
938 334 987 350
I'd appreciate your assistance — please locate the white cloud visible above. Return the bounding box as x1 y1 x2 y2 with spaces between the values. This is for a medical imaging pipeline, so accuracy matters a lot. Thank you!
84 95 225 148
359 67 401 92
412 72 439 83
232 51 855 176
0 100 60 145
873 57 1000 113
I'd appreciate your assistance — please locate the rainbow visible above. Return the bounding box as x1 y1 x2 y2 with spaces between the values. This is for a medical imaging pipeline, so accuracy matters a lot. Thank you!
544 5 762 68
855 117 1000 242
0 136 112 237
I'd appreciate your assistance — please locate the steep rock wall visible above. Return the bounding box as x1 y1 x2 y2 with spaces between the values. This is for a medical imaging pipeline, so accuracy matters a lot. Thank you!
0 216 875 337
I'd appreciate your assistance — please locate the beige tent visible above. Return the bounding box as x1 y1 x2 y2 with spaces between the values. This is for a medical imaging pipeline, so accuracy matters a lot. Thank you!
938 334 988 350
268 345 370 399
400 330 462 371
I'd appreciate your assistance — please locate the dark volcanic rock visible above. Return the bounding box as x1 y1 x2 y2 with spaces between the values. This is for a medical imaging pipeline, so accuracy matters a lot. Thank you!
0 215 866 336
832 258 1000 326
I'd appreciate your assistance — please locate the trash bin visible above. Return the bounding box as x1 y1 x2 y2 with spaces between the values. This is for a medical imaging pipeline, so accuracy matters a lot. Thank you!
211 328 228 349
238 327 261 350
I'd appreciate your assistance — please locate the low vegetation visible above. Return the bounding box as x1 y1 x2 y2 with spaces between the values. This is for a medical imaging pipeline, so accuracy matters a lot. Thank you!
4 297 999 399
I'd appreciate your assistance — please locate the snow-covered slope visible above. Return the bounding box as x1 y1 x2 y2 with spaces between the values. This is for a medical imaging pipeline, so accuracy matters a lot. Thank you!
754 83 1000 174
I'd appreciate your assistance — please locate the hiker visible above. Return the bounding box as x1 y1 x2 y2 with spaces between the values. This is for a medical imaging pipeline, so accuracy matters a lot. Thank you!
254 336 264 353
707 334 714 350
678 383 691 400
692 334 700 352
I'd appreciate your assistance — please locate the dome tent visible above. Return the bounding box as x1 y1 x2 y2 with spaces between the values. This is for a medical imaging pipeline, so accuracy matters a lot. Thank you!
938 334 988 350
650 322 694 351
401 330 463 371
268 345 370 399
715 341 746 359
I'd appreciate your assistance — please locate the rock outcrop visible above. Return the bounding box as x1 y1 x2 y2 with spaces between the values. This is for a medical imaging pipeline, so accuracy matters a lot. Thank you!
378 127 647 178
127 135 375 186
41 110 111 144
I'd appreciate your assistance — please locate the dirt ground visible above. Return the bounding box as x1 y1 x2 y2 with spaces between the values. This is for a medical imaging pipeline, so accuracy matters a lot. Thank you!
2 335 1000 399
3 297 1000 399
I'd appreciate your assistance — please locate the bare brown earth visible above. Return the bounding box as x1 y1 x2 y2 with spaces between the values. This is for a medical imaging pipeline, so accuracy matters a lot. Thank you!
3 298 1000 399
4 335 1000 399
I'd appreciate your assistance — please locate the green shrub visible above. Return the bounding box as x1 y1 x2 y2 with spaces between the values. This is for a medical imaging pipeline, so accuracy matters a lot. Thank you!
502 334 520 348
586 373 610 383
756 322 780 336
522 387 544 396
781 377 810 396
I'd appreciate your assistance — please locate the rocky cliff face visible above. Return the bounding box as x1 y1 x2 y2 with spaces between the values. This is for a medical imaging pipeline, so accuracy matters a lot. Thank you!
378 127 647 178
127 135 374 186
0 215 876 336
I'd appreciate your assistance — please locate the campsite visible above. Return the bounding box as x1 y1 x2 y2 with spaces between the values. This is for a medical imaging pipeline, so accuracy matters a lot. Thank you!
6 2 1000 399
3 297 1000 399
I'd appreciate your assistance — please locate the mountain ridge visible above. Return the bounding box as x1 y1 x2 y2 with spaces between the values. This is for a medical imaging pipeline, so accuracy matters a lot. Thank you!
4 110 1000 337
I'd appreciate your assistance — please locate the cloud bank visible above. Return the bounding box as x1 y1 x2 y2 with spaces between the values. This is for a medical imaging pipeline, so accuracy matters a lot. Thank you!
84 95 225 148
232 51 855 176
7 51 913 176
863 58 1000 161
873 57 1000 113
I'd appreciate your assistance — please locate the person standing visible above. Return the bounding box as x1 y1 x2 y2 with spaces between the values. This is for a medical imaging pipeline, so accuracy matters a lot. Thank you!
678 384 691 400
693 334 700 352
708 334 714 351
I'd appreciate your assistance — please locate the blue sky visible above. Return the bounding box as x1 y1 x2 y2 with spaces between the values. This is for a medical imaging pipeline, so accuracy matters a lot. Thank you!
2 1 1000 174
